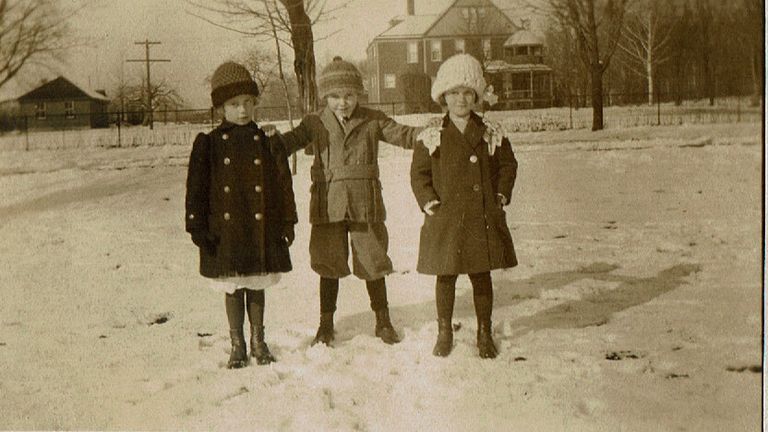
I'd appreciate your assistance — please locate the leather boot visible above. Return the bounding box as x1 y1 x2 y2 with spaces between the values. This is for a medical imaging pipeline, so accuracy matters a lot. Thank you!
311 312 335 346
477 322 498 359
432 318 453 357
250 325 276 365
374 309 401 344
227 328 248 369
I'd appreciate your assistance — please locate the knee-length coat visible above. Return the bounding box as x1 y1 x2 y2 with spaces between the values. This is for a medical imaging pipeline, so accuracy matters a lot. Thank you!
185 121 297 278
410 112 518 276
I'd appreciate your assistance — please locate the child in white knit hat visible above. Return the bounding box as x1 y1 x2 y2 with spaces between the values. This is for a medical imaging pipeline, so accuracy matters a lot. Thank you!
410 54 518 359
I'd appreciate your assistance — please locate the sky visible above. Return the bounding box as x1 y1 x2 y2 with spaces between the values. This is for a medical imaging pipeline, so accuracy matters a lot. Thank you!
3 0 533 107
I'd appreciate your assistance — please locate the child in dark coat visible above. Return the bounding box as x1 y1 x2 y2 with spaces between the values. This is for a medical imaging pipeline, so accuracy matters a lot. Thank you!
185 62 297 368
273 57 423 346
410 54 518 359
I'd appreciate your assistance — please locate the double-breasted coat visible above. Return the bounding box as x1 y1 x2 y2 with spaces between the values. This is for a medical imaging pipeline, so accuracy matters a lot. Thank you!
410 112 518 275
185 121 297 278
278 106 422 225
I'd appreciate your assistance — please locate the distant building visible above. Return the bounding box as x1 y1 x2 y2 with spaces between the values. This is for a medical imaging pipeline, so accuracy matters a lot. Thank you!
367 0 553 111
17 76 110 130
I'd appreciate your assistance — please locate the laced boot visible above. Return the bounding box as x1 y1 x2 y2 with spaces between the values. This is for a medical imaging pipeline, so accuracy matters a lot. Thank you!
374 308 401 344
227 328 248 369
432 318 454 357
477 321 498 359
250 325 276 365
311 312 335 346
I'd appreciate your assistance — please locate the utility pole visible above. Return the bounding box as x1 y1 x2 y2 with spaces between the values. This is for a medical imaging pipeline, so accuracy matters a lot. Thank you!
126 40 170 130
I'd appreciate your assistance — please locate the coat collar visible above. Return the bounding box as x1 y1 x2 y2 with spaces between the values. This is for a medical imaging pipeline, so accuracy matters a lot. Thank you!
216 120 260 132
442 111 485 150
321 105 365 138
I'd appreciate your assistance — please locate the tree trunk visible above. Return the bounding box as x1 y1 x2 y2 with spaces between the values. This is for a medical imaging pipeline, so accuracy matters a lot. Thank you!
590 63 604 130
279 0 318 114
750 44 763 107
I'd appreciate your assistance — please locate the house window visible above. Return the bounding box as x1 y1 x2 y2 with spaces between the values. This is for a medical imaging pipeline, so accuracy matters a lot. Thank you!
64 101 75 119
35 102 46 120
532 45 543 56
483 39 492 60
384 74 396 89
407 42 419 64
430 40 442 62
463 7 479 32
454 39 465 53
515 46 528 56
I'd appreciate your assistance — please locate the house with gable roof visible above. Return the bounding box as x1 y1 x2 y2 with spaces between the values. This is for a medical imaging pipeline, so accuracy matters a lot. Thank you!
366 0 553 110
17 76 110 130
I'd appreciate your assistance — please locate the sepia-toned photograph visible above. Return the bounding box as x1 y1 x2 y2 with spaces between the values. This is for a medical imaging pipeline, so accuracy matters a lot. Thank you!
0 0 763 430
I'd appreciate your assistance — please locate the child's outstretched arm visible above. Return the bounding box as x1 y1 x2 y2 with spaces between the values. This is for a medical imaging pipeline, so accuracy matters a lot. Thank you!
410 140 440 213
376 110 425 150
270 116 316 156
492 137 518 206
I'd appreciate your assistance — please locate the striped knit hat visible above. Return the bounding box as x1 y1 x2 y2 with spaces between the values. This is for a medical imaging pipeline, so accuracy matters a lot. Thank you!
318 56 364 99
210 61 260 107
431 54 487 104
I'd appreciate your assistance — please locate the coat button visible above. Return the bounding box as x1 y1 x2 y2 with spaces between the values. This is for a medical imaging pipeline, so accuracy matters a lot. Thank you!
222 133 229 140
253 159 261 165
469 155 478 163
223 186 230 193
253 135 260 141
254 213 263 220
254 185 262 192
473 184 480 192
188 213 195 220
223 212 230 221
224 157 231 165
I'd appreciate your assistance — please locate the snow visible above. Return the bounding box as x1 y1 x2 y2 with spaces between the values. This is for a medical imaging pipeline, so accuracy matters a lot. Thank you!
0 121 762 431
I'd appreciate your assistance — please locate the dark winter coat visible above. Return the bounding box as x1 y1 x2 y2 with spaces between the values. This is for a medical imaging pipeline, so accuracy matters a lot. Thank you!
410 112 518 275
278 105 422 224
185 121 297 278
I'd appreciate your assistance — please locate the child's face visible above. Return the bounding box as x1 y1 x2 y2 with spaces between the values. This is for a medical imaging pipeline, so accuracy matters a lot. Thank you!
222 94 257 125
444 87 476 118
326 90 359 118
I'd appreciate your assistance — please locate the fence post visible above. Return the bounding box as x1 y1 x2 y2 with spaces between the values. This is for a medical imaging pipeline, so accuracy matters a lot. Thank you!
569 94 573 129
210 107 215 129
656 91 661 126
24 116 29 151
117 111 122 148
736 94 741 122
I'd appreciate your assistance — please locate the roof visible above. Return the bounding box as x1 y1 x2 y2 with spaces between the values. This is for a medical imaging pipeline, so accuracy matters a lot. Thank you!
17 76 110 102
504 30 544 46
378 14 440 38
373 0 518 40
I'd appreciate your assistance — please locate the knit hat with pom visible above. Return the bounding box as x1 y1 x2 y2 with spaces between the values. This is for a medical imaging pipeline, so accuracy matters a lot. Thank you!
210 61 260 107
431 54 487 103
318 56 364 99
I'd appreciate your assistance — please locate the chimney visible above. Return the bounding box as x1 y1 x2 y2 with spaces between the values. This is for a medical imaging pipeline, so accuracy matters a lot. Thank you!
406 0 415 15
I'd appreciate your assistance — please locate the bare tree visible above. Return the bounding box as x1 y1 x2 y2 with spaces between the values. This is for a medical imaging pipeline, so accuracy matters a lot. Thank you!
735 0 763 106
617 0 676 105
0 0 84 91
539 0 630 130
186 0 350 116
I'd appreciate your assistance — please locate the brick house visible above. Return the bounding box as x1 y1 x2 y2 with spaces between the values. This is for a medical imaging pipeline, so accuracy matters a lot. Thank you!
366 0 553 111
17 76 110 130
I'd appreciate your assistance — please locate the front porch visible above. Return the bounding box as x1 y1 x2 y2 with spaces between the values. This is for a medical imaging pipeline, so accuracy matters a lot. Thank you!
485 62 554 109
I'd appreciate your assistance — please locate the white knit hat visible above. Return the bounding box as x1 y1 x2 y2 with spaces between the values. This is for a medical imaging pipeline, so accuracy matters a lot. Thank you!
431 54 487 103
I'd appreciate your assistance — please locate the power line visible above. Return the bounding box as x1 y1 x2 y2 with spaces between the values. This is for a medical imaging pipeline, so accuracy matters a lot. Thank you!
126 40 171 130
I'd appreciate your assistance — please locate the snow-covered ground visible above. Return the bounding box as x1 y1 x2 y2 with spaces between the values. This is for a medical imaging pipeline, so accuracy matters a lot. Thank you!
0 121 762 431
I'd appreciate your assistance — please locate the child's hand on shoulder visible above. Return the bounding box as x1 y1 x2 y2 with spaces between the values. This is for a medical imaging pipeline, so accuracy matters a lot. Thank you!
262 124 278 137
